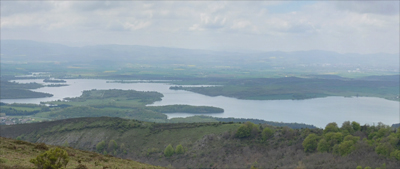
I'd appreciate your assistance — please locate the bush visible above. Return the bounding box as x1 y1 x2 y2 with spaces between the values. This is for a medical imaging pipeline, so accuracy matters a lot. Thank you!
175 144 184 154
34 143 49 150
164 144 174 157
390 150 400 160
30 147 69 169
75 164 88 169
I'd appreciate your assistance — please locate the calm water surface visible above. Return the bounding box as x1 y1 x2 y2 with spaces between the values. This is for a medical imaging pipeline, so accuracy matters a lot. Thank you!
1 79 399 128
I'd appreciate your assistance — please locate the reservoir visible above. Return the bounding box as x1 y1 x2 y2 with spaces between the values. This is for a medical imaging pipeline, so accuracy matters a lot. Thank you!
1 79 399 128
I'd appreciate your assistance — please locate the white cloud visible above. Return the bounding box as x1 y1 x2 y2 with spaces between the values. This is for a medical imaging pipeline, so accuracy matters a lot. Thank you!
1 1 398 54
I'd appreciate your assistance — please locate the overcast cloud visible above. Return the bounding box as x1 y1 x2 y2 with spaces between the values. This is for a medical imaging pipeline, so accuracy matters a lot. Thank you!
1 1 399 54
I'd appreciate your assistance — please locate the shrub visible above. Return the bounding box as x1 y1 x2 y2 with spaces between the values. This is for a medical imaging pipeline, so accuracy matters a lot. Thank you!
175 144 184 154
164 144 174 157
390 150 400 160
34 143 49 150
75 164 88 169
62 141 69 147
30 147 69 169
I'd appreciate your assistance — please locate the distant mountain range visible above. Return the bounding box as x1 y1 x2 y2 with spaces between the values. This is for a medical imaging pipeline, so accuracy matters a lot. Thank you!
1 40 399 69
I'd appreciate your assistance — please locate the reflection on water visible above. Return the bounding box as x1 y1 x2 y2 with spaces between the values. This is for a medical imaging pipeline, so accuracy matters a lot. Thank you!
1 79 399 128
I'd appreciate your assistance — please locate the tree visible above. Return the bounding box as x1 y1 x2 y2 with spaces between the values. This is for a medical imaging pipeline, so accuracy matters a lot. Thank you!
343 135 359 144
340 121 354 134
62 141 69 147
338 140 355 156
30 147 69 169
236 122 259 138
351 121 361 131
325 132 343 146
302 134 319 152
108 140 118 152
317 139 329 153
164 144 174 157
236 125 251 138
175 144 184 154
324 122 339 134
96 141 106 153
261 127 274 141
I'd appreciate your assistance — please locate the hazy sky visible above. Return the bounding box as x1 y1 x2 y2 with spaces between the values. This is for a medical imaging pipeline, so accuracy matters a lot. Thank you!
1 1 399 54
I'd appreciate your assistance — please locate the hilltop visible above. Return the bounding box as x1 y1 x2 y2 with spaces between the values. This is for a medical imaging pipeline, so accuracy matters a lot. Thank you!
1 117 399 168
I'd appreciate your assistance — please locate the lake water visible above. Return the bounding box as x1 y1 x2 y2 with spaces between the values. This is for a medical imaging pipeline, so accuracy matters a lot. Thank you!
1 79 399 128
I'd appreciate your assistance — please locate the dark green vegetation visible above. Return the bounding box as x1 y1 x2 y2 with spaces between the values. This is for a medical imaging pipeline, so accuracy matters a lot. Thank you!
0 103 49 116
43 79 66 83
39 89 225 123
146 105 224 114
1 117 399 168
0 88 316 128
170 75 400 101
0 137 164 169
302 121 400 160
0 80 53 99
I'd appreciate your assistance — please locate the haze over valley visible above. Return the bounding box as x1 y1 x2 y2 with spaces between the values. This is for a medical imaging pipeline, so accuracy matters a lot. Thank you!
1 1 399 169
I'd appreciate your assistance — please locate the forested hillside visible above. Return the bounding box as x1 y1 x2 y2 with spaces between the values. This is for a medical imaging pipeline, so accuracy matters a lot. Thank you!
1 117 399 168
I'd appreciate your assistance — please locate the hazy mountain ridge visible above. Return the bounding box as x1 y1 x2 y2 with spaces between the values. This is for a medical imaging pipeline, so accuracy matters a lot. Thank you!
2 40 398 69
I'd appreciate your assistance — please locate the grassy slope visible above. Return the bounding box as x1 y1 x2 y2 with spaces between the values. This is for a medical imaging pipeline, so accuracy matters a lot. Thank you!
0 137 164 169
1 117 400 168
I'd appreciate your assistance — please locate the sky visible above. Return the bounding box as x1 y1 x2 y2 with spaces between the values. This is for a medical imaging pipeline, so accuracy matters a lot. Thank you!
1 1 399 54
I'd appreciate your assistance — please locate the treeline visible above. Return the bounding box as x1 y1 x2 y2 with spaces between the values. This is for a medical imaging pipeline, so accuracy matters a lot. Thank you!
215 117 317 129
147 105 224 114
0 103 50 116
43 79 66 83
66 89 163 104
0 108 40 116
48 106 167 122
170 76 400 101
302 121 400 160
